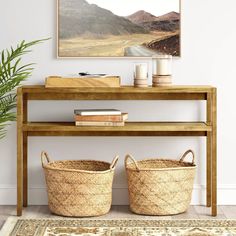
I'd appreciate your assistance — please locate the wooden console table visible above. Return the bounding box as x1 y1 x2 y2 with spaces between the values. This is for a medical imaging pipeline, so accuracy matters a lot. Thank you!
17 85 217 216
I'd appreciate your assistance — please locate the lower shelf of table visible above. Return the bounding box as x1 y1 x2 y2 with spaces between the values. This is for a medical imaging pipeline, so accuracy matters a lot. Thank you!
22 122 211 136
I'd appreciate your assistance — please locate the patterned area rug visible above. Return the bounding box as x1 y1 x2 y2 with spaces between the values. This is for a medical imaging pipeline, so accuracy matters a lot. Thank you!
2 218 236 236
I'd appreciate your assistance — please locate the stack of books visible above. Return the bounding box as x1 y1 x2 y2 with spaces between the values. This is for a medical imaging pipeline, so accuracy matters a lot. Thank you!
74 109 128 126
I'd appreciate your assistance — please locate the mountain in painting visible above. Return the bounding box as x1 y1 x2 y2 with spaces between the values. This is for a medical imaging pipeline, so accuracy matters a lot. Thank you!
127 11 180 32
126 10 157 24
156 11 180 21
59 0 148 39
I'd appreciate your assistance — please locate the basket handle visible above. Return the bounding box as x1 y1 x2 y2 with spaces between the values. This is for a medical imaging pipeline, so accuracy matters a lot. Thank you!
125 154 140 171
110 155 119 170
41 151 51 168
179 149 195 164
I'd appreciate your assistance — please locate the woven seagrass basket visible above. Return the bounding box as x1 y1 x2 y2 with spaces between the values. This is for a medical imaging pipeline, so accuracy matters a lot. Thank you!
41 152 119 217
125 150 196 216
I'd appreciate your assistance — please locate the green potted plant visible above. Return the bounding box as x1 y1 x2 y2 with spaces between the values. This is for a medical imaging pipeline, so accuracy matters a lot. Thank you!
0 39 48 138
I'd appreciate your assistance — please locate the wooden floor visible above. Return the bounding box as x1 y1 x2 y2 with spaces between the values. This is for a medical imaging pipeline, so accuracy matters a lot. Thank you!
1 205 236 229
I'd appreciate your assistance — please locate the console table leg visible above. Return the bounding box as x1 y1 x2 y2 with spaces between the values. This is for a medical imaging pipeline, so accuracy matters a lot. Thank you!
23 132 28 207
17 135 23 216
17 88 23 216
211 88 217 216
206 132 212 207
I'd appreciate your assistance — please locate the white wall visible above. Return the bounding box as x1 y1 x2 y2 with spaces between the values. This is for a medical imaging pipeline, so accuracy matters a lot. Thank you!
1 0 236 205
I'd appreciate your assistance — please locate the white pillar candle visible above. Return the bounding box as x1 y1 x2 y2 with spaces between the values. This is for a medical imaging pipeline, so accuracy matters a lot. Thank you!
154 55 172 76
135 63 148 79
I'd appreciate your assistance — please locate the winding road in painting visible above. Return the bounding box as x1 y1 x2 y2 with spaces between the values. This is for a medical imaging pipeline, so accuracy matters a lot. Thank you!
124 45 160 57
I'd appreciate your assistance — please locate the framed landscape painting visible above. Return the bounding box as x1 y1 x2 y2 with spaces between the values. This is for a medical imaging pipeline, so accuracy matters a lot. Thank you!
57 0 181 58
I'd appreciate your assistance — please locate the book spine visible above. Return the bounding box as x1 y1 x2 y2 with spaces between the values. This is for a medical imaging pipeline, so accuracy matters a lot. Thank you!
77 112 121 116
75 115 123 122
75 121 124 126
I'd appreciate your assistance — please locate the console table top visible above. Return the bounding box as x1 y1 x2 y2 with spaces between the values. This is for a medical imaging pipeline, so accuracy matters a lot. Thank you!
19 85 215 94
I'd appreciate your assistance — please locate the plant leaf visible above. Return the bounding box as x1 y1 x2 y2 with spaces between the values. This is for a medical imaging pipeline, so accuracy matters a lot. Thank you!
0 37 49 139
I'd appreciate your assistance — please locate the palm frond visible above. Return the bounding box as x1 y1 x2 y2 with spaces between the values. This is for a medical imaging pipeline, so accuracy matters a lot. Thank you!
0 94 16 114
0 125 7 139
0 38 49 139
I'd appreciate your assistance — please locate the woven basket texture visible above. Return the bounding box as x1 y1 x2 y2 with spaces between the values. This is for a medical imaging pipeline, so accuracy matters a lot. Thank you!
125 150 196 216
41 152 118 217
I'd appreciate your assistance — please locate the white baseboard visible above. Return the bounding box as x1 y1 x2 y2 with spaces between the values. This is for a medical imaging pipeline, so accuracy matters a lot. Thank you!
0 184 236 205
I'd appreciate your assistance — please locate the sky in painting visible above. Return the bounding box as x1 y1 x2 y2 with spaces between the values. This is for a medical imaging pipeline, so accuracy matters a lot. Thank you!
86 0 179 17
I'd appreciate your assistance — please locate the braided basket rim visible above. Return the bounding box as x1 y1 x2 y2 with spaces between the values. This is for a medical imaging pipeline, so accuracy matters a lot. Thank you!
126 158 196 171
42 159 114 174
